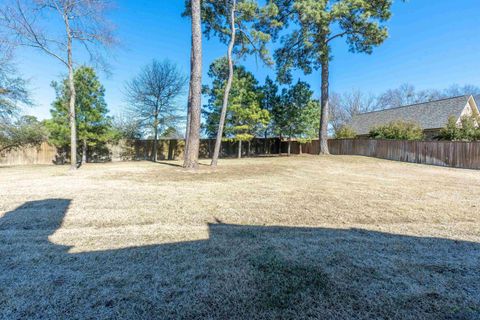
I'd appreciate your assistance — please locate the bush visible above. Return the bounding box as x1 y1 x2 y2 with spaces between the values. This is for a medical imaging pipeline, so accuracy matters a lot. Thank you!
0 115 47 152
335 125 357 139
438 115 480 141
369 120 424 140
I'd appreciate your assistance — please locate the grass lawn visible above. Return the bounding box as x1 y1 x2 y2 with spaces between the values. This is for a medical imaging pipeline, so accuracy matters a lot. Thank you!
1 155 479 319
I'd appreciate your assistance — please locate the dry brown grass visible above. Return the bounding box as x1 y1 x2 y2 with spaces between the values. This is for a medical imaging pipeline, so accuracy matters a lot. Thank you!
1 155 479 319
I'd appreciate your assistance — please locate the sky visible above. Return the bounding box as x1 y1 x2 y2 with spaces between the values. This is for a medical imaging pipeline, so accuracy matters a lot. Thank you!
11 0 480 120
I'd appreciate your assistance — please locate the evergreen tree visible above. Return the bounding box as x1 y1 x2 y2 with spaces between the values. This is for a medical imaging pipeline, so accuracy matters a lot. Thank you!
259 76 281 153
260 77 281 137
46 67 112 163
204 58 269 158
273 0 396 154
273 80 319 155
194 0 279 166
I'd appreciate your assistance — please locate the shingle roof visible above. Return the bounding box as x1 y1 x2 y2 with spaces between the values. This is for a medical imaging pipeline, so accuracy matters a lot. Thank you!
349 95 471 135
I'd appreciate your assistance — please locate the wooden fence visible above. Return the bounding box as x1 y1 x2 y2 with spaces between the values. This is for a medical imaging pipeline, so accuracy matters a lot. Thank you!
327 139 480 170
2 138 480 170
0 142 57 166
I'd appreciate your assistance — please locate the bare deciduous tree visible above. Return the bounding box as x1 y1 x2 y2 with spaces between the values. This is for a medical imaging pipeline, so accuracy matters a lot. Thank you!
375 83 480 110
125 60 187 162
0 0 115 170
329 90 376 133
0 46 30 120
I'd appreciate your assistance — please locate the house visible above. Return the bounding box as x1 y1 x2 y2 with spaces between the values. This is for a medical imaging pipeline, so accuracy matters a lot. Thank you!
349 95 479 139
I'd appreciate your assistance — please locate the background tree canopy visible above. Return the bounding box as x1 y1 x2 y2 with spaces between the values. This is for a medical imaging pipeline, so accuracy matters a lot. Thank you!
0 115 47 153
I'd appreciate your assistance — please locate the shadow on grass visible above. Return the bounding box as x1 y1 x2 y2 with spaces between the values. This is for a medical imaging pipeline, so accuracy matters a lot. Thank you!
1 199 479 319
154 161 184 168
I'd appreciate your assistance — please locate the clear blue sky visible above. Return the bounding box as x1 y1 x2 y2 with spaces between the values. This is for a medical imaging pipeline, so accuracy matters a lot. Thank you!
14 0 480 120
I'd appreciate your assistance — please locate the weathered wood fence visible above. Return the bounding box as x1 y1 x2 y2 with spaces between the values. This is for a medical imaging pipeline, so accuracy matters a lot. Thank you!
0 142 58 166
327 139 480 170
2 138 480 170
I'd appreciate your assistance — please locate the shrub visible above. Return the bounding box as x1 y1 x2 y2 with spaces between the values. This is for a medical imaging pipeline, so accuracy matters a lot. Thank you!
369 120 424 140
438 115 480 141
335 125 357 139
0 115 47 152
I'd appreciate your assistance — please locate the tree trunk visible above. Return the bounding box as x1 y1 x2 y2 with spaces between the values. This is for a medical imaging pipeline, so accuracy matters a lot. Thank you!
287 139 291 156
264 131 268 154
211 0 236 168
184 83 192 159
153 119 158 162
248 140 251 157
237 140 242 159
82 139 87 164
319 58 330 155
66 23 77 170
299 143 303 155
183 0 202 170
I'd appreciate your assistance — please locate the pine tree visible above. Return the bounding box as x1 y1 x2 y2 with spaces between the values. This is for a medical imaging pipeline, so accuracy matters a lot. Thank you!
196 0 279 166
46 67 112 163
204 58 269 158
273 0 396 154
274 80 319 155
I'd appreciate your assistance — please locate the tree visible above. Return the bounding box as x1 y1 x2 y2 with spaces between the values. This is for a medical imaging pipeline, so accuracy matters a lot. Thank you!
0 50 30 120
204 58 269 158
198 0 278 167
376 84 443 109
111 115 142 141
228 74 270 158
183 0 203 170
444 84 480 98
273 80 319 155
259 76 281 153
0 115 47 153
273 0 396 155
46 67 113 163
0 0 115 169
374 83 480 110
330 89 376 134
125 60 187 162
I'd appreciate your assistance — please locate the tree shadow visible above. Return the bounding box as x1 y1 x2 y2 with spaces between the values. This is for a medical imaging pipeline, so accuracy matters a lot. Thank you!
154 161 184 168
1 199 479 319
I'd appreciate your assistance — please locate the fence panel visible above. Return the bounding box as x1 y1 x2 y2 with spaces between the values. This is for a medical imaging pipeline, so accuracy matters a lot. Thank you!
0 142 57 166
327 139 480 170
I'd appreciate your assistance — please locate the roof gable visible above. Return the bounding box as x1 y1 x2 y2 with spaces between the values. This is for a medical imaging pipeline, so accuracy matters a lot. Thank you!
349 95 472 135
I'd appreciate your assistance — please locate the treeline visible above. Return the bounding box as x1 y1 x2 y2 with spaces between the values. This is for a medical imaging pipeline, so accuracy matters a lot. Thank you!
2 0 476 169
1 0 400 169
203 58 319 157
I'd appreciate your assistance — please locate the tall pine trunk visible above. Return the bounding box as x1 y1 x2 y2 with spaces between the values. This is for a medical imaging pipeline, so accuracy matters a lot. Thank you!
82 139 87 164
66 20 77 170
184 83 192 159
287 139 291 156
183 0 202 169
319 58 330 155
264 131 268 154
237 140 242 159
211 0 236 168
